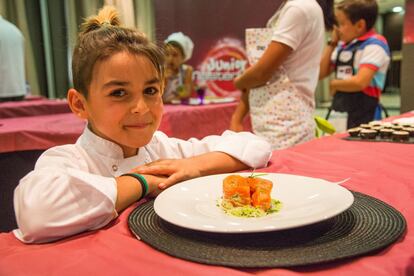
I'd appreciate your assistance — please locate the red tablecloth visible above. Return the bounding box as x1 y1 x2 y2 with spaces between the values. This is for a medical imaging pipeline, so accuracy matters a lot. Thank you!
0 102 250 153
0 98 71 118
0 127 413 275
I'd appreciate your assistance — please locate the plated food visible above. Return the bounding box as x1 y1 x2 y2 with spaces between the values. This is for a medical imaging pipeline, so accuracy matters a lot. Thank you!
221 174 282 218
153 173 354 233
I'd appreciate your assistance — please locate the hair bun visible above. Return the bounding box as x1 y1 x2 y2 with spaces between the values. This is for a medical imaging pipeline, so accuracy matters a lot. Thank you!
81 6 121 34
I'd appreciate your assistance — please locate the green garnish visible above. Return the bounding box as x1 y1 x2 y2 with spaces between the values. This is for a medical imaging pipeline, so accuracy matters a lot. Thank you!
219 198 282 218
248 169 268 178
248 173 268 178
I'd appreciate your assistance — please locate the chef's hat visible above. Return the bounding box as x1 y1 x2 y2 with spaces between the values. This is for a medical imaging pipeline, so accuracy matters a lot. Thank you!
165 32 194 61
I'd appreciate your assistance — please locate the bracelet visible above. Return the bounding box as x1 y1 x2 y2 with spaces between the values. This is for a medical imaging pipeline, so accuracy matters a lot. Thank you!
121 173 149 200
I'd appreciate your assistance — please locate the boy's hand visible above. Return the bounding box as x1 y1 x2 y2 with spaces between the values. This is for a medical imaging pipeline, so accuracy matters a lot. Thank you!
331 26 340 46
132 159 201 190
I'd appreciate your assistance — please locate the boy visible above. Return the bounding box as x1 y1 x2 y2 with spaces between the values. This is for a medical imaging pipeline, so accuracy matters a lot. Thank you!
319 0 390 129
13 6 271 244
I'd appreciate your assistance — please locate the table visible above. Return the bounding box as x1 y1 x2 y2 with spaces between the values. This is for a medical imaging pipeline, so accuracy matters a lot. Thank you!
0 114 413 275
0 98 71 118
0 102 251 153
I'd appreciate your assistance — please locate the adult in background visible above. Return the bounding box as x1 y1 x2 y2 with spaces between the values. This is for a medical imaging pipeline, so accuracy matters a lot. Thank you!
0 15 26 102
230 0 335 150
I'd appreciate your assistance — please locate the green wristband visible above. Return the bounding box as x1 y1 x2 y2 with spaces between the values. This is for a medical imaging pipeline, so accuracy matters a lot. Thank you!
121 173 149 200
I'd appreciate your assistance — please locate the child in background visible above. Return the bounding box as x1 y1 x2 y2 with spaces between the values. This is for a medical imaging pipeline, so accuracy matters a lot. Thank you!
163 32 195 103
13 6 272 244
319 0 390 129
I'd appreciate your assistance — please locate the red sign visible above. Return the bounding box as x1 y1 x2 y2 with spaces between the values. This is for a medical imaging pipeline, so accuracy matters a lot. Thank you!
193 38 248 97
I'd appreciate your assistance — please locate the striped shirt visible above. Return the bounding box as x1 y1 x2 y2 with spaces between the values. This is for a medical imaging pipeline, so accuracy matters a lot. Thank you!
331 30 391 98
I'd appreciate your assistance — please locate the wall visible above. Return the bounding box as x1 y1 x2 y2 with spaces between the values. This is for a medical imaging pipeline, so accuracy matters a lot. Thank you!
154 0 283 97
383 12 404 51
154 0 282 66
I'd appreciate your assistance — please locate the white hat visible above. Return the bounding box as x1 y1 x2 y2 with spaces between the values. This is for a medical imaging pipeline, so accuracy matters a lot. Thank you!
165 32 194 61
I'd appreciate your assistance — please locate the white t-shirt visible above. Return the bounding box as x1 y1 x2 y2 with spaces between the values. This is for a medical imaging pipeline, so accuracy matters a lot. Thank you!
14 127 272 243
268 0 325 107
0 16 25 98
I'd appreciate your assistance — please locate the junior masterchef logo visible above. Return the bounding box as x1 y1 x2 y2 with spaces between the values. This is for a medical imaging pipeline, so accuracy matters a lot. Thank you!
193 38 248 97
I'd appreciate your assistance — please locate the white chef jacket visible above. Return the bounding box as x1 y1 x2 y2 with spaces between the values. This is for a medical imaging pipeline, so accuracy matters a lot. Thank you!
14 127 272 243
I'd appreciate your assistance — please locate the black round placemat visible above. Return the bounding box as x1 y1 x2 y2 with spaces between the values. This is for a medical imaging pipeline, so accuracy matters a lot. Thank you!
128 192 406 268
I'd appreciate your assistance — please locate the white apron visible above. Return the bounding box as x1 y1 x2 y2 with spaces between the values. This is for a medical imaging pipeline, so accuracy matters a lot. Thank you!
245 5 315 150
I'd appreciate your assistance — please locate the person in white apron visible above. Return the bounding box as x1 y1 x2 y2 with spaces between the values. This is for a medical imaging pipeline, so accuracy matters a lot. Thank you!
230 0 334 150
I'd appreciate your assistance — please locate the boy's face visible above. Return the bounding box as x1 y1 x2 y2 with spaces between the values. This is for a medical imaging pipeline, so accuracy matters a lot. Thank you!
81 52 163 157
335 9 365 44
165 44 185 72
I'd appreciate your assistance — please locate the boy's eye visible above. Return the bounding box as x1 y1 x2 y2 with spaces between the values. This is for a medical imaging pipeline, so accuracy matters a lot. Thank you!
144 86 159 95
110 89 126 97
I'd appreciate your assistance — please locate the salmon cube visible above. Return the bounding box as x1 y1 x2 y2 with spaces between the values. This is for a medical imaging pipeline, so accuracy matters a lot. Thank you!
247 177 273 194
223 175 251 206
251 190 271 210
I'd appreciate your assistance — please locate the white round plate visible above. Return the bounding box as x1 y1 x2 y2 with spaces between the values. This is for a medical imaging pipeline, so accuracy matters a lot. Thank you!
154 173 354 233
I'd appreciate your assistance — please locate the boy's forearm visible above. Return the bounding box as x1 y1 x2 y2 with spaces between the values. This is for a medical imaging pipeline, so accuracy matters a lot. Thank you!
115 174 161 212
331 67 376 92
190 152 249 177
331 77 368 92
331 79 360 92
115 176 142 212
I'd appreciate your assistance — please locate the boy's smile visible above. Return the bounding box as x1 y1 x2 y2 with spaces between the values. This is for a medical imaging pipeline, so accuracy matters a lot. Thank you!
77 51 164 157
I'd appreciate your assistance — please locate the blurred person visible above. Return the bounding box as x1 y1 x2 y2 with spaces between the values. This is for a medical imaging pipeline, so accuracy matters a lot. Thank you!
319 0 390 129
163 32 194 103
230 0 335 150
0 15 25 102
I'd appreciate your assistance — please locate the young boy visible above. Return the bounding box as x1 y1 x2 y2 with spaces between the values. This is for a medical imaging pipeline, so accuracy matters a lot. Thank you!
13 6 271 244
319 0 390 129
